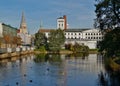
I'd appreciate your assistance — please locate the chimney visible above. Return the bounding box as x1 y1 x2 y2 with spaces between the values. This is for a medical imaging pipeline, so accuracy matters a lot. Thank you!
63 15 67 30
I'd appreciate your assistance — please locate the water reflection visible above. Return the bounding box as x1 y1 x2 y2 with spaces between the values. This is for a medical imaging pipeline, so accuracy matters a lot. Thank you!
0 53 119 86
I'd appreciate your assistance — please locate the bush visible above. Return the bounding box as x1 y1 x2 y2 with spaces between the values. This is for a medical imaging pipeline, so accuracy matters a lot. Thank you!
35 46 46 52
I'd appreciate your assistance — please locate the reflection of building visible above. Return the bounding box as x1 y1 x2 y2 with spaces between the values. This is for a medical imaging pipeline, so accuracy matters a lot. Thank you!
17 12 31 45
38 15 104 49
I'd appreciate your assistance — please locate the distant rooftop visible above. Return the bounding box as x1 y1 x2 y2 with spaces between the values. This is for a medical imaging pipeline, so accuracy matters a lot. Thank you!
39 29 55 33
65 28 91 32
38 28 94 33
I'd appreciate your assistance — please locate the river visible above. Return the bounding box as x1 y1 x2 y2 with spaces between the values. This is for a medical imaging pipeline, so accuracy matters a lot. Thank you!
0 53 119 86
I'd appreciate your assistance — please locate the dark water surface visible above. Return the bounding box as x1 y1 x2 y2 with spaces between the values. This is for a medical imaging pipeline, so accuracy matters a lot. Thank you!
0 54 118 86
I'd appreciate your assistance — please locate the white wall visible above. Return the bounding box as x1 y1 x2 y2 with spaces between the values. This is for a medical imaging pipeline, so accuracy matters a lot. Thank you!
57 18 65 30
0 23 3 37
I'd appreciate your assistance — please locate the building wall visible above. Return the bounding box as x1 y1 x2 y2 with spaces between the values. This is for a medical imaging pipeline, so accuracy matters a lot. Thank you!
65 29 103 41
2 23 17 37
17 33 31 45
65 39 97 49
57 18 65 30
0 23 3 37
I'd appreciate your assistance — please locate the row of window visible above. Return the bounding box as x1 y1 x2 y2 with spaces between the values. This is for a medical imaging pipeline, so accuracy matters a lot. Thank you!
65 33 81 35
66 37 103 40
86 33 102 35
65 33 102 35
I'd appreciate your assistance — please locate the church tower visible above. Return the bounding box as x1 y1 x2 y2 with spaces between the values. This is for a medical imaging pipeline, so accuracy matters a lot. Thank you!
19 12 28 34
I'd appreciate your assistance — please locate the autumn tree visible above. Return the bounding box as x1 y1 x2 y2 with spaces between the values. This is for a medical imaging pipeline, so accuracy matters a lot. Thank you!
3 35 12 48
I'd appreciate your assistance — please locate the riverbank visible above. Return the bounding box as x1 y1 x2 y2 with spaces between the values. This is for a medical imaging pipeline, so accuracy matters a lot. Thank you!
0 50 34 59
105 58 120 72
34 50 73 54
34 49 98 54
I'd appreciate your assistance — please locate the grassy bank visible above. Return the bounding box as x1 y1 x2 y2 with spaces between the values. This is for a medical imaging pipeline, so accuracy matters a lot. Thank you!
34 49 73 54
34 48 98 54
89 49 98 54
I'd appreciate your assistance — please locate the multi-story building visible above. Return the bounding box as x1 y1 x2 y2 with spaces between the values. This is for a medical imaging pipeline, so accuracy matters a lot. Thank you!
0 23 17 37
64 28 103 49
39 15 104 49
39 28 103 49
0 23 18 48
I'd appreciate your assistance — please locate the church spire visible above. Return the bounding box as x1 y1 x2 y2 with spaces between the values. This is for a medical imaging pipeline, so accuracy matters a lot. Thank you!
40 20 43 29
19 12 28 34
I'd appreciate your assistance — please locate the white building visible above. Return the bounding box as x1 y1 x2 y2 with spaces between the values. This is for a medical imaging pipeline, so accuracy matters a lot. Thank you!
39 28 103 49
64 28 103 49
38 15 104 49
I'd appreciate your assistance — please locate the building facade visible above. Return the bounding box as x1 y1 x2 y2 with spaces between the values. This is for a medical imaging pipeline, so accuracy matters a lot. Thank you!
0 23 17 37
64 28 103 49
39 28 103 49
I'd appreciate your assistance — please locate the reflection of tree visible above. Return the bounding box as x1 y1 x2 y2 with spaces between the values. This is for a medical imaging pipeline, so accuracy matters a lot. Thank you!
34 54 46 62
46 54 62 63
98 71 108 86
65 53 89 59
97 71 120 86
34 54 62 63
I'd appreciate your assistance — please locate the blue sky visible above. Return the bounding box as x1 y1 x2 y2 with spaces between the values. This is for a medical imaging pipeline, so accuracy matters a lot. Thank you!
0 0 96 34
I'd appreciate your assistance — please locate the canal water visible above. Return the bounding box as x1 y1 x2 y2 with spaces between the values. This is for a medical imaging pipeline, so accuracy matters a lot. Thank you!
0 54 119 86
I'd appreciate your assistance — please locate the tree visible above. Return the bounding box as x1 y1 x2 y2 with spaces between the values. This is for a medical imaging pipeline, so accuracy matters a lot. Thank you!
13 36 22 46
95 0 120 29
34 32 47 49
48 29 65 51
0 37 3 48
3 35 12 48
98 28 120 57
